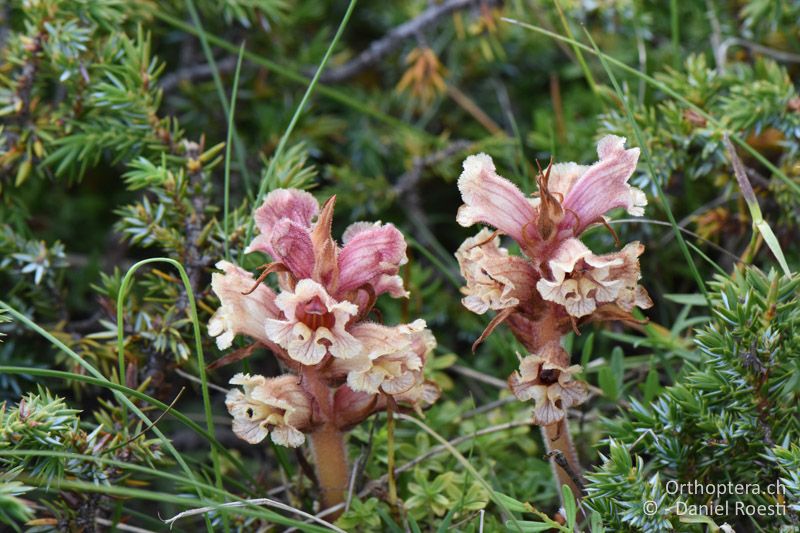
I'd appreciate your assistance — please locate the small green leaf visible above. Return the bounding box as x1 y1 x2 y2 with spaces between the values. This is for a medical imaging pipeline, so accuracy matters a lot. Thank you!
581 332 595 369
598 367 619 401
494 492 529 513
589 512 606 533
663 293 707 306
611 347 624 384
755 220 791 277
510 520 560 532
643 365 661 404
561 485 577 527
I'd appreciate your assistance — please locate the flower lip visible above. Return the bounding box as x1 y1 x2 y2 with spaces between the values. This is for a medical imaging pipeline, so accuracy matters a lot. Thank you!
538 367 559 385
265 278 362 366
296 296 336 330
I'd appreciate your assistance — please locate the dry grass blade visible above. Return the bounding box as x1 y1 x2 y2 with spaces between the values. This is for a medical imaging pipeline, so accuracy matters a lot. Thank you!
162 498 347 533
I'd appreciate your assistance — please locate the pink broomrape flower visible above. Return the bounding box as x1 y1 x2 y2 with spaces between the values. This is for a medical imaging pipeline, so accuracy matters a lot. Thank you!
455 135 652 428
455 228 538 314
456 135 651 325
536 239 653 318
210 188 438 458
332 319 433 396
247 190 408 302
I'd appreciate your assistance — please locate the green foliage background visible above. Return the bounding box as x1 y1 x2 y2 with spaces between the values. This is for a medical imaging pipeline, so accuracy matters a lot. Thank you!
1 0 799 531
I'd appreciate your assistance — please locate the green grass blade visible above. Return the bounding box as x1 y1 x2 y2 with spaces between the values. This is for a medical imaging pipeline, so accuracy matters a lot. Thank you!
115 258 224 525
670 0 680 69
245 0 359 244
0 300 208 510
12 463 334 532
0 365 255 488
224 43 246 261
552 0 598 95
152 10 434 144
581 28 709 300
501 17 800 198
722 133 790 276
406 236 462 290
184 0 254 198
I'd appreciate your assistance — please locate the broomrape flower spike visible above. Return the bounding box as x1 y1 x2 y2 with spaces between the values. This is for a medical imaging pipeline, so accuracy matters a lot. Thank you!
209 188 439 512
455 135 652 508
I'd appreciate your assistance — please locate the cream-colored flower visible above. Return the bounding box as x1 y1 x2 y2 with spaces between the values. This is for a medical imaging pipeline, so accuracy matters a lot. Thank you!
339 319 433 396
455 228 538 314
264 279 362 366
225 373 313 447
508 343 587 426
536 239 652 318
208 261 280 350
394 380 441 415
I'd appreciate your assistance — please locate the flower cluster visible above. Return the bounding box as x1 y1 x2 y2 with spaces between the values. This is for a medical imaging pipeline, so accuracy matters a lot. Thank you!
211 189 438 447
455 136 652 425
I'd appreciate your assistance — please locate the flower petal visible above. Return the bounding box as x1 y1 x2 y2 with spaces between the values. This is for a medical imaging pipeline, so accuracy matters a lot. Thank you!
266 279 360 365
456 153 537 245
270 219 315 279
343 320 430 395
310 196 339 287
271 425 306 447
533 400 564 426
247 189 319 255
255 189 319 233
225 373 312 447
337 222 408 297
208 261 280 349
562 135 644 235
287 325 330 365
456 229 539 314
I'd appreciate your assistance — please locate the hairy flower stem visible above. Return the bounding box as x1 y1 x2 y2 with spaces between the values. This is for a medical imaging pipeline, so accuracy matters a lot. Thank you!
541 420 584 505
518 313 585 514
309 424 349 513
303 367 349 514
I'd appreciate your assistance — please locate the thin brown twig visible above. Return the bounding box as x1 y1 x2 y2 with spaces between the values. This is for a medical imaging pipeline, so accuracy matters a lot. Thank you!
359 420 530 498
719 37 800 64
102 387 186 455
393 139 473 196
320 0 500 83
174 368 229 394
446 85 504 135
461 395 517 419
160 55 238 92
294 419 532 527
450 364 507 389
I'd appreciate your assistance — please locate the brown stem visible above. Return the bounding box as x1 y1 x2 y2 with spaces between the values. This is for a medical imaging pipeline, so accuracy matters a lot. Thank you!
542 419 585 521
511 310 586 519
309 424 349 513
303 366 349 515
